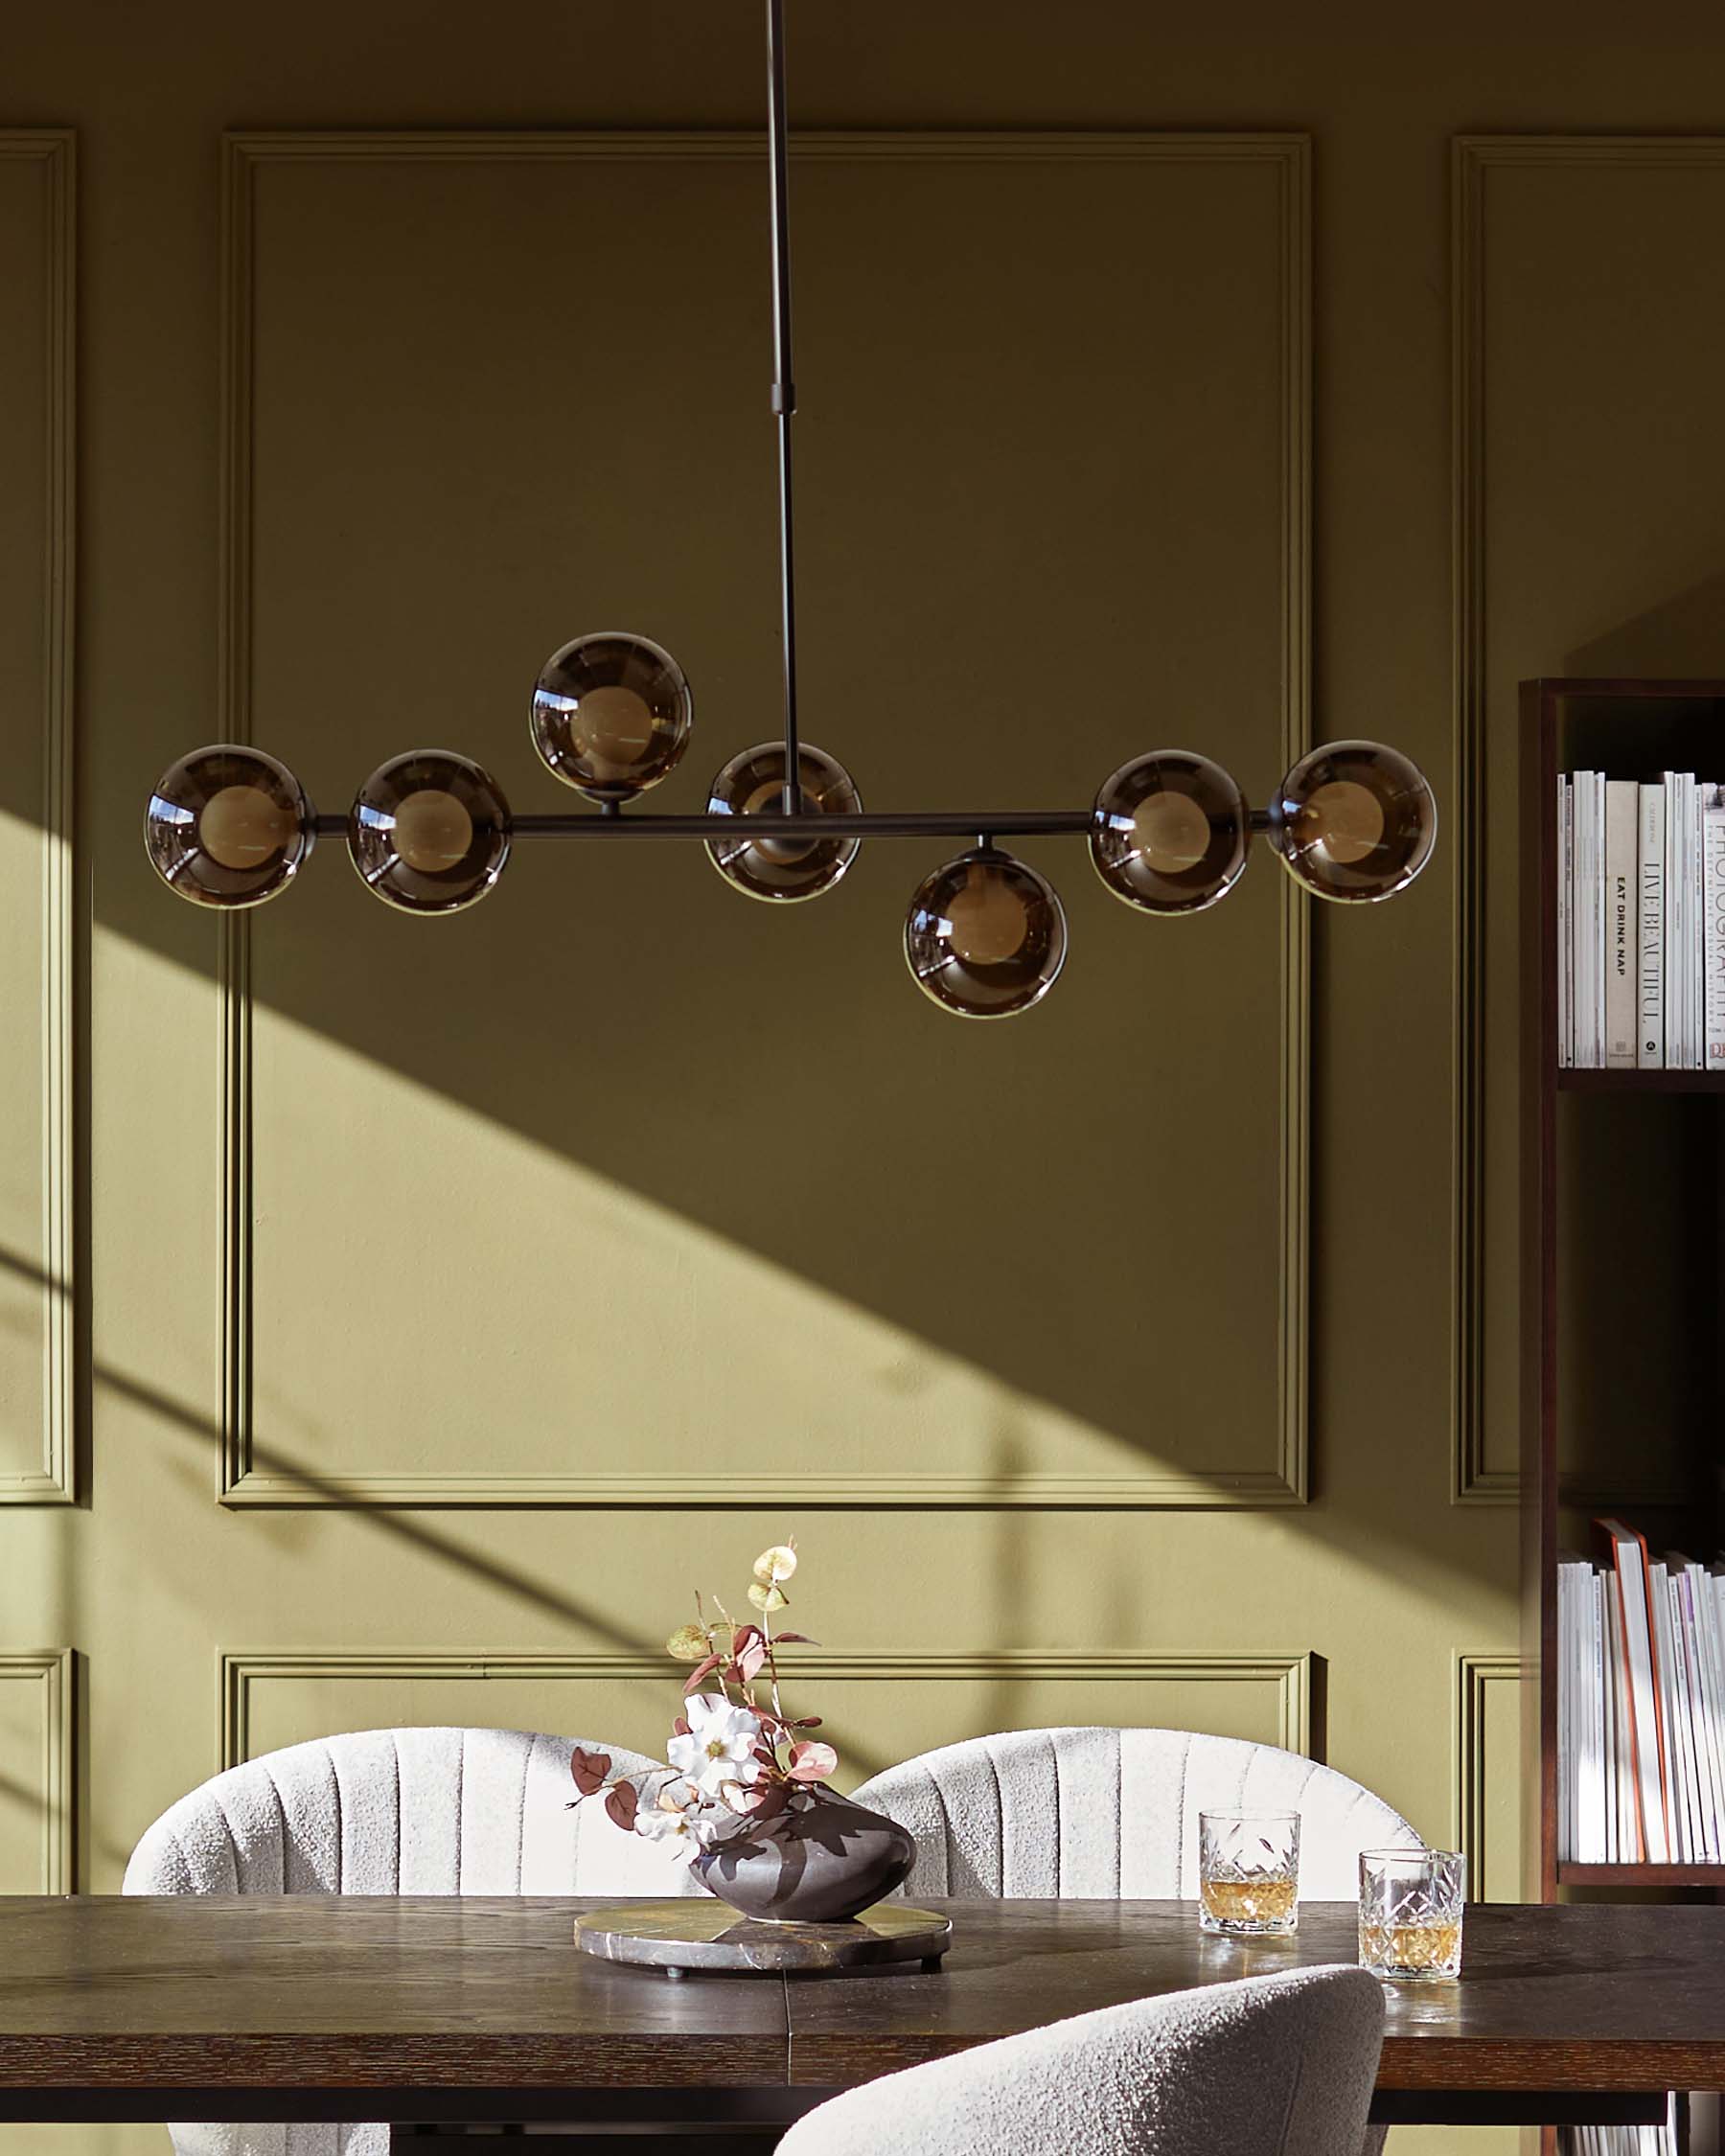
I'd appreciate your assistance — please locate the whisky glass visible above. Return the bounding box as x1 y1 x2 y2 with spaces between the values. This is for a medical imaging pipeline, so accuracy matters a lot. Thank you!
1198 1809 1300 1936
1357 1848 1465 1981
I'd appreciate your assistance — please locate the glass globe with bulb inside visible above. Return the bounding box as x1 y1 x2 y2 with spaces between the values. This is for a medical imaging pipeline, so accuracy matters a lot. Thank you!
348 751 512 913
904 846 1068 1019
706 741 862 901
1267 740 1437 902
530 631 692 802
144 744 316 908
1090 749 1249 913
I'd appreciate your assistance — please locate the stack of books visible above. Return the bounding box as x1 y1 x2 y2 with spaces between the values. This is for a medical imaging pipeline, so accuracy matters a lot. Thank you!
1558 1521 1725 1865
1556 770 1725 1067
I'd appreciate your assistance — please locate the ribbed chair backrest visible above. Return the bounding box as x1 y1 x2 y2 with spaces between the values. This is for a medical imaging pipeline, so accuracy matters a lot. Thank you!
123 1726 689 1898
124 1728 693 2156
850 1727 1419 1900
777 1962 1386 2156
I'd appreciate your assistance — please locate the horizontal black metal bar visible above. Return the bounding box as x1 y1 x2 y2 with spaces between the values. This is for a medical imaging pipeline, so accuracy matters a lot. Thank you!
1368 2091 1668 2128
315 808 1278 841
315 810 1096 842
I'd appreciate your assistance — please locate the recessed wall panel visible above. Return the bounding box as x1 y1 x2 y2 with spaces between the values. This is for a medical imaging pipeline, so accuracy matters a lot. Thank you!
222 1649 1310 1785
1456 139 1725 1501
0 136 73 1504
224 133 1310 1508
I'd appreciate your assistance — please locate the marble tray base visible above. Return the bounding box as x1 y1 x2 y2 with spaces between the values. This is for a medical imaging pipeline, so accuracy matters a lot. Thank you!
573 1898 953 1977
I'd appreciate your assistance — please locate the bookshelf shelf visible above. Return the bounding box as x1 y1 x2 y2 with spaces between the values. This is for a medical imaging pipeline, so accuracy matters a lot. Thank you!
1522 678 1725 1973
1557 1069 1725 1094
1557 1863 1725 1887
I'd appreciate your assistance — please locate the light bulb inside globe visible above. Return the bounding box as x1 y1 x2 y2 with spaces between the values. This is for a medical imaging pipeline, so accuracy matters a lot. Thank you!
1090 750 1249 913
530 631 692 802
348 752 512 913
706 742 862 901
1267 740 1437 902
144 745 316 908
904 847 1068 1018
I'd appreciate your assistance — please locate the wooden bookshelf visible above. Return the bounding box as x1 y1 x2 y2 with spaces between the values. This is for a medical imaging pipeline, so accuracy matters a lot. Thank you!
1522 677 1725 1909
1558 1068 1725 1095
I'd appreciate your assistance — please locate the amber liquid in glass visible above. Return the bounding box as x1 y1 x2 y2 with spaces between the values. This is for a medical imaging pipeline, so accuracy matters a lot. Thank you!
1360 1919 1461 1975
1200 1876 1298 1929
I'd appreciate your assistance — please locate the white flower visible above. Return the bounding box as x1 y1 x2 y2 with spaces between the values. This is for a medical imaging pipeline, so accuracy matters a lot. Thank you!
632 1778 713 1865
669 1693 766 1799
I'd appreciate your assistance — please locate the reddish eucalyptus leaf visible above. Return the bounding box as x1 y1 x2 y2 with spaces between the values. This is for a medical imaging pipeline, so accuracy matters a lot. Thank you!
604 1781 639 1831
793 1716 823 1730
569 1746 611 1797
749 1780 792 1821
731 1624 762 1656
773 1634 818 1646
788 1741 838 1783
738 1640 768 1683
682 1652 724 1693
673 1716 691 1738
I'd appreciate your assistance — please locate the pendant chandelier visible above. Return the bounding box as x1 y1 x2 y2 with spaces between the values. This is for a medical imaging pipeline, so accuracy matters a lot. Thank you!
145 5 1437 1020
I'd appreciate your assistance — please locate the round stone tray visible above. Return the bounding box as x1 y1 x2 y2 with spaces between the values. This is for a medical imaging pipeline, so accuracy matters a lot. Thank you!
573 1898 953 1977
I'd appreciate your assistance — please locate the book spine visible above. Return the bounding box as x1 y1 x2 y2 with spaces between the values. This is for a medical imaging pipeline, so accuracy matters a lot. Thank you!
1575 772 1598 1067
1693 776 1707 1069
1559 776 1574 1067
1558 1560 1575 1861
1639 783 1665 1068
1604 780 1638 1066
1705 789 1725 1067
1665 773 1683 1068
1593 772 1607 1066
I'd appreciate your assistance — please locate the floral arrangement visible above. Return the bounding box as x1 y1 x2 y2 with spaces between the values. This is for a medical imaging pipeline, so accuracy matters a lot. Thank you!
567 1539 836 1864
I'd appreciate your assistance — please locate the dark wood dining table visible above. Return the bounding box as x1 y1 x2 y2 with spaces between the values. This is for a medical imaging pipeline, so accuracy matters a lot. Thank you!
2 1895 1721 2141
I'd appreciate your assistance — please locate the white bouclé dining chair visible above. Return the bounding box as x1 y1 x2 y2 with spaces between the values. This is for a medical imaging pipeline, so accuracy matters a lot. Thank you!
776 1962 1386 2156
851 1726 1421 1900
124 1726 697 2156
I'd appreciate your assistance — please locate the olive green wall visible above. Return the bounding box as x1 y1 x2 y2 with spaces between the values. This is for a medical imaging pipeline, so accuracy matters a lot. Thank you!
7 3 1725 2151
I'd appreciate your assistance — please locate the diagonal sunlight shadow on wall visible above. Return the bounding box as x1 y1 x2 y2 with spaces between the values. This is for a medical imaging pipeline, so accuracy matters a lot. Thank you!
0 1245 896 1783
65 897 1510 1581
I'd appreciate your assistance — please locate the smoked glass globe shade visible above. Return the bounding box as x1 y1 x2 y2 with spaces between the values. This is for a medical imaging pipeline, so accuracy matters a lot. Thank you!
706 741 862 902
904 847 1068 1019
530 631 692 802
144 744 315 908
1267 739 1437 902
348 751 511 913
1090 749 1249 913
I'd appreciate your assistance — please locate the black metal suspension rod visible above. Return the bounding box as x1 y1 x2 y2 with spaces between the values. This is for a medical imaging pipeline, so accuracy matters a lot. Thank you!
313 809 1279 840
765 0 800 814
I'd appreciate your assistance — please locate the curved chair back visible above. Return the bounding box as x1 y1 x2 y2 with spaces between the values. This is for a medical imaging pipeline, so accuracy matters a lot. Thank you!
125 1728 692 2156
851 1727 1419 1900
778 1962 1385 2156
124 1725 688 1898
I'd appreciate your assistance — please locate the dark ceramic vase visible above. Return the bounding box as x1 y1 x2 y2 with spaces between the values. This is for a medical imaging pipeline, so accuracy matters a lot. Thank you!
692 1785 915 1923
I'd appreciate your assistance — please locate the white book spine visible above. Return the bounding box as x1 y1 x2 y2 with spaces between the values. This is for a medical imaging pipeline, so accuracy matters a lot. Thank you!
1604 780 1638 1066
1559 777 1574 1067
1593 772 1608 1065
1586 1569 1606 1862
1648 1563 1686 1858
1704 788 1725 1067
1665 774 1685 1068
1678 1566 1721 1861
1638 783 1665 1068
1558 1560 1575 1860
1575 773 1599 1067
